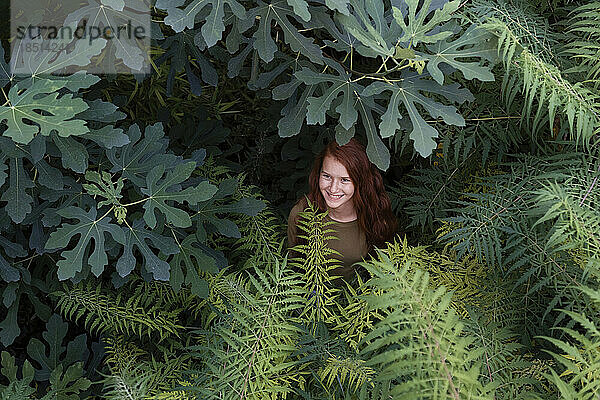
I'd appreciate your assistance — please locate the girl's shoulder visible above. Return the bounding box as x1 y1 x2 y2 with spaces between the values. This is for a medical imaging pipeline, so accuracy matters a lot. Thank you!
288 197 308 224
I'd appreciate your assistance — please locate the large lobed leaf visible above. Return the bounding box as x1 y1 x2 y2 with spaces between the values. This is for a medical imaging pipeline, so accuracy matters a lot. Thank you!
0 76 98 145
141 161 218 229
44 206 127 281
107 123 180 186
117 218 180 281
26 314 89 382
155 29 218 96
246 0 324 63
62 0 148 71
363 72 474 157
156 0 246 46
267 0 494 163
423 24 497 84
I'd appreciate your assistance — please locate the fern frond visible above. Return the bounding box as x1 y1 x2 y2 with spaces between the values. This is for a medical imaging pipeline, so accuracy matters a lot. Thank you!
462 312 544 398
232 200 285 269
201 267 252 313
101 361 152 400
565 2 600 87
104 336 148 373
187 259 304 399
438 153 598 337
53 282 182 340
103 336 194 399
128 276 195 311
319 354 375 395
331 275 384 351
539 285 600 398
358 252 492 399
534 180 600 264
468 0 559 63
469 0 600 144
382 238 523 328
290 200 342 329
196 155 231 182
391 164 469 231
439 153 583 267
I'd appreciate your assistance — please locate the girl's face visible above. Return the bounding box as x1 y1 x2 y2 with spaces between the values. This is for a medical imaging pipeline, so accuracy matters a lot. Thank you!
319 155 355 213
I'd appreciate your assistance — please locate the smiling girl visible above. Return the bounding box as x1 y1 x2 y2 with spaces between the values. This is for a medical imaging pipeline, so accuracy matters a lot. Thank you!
287 138 397 282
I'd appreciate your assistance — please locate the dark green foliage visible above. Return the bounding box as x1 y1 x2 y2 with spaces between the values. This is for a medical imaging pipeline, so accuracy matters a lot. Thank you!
0 351 91 400
0 117 262 346
467 0 600 144
1 0 600 397
0 314 94 399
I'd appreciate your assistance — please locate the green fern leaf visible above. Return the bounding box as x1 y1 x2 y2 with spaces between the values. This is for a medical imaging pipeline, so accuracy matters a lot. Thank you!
359 254 491 398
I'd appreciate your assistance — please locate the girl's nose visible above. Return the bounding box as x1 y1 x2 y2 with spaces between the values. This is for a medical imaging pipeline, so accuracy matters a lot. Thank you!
330 180 339 192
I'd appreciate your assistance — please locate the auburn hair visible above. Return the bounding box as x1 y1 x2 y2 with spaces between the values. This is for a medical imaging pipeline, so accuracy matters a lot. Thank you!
304 138 397 250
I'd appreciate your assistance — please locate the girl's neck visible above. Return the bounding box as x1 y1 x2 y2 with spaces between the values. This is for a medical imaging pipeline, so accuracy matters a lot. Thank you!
328 204 357 223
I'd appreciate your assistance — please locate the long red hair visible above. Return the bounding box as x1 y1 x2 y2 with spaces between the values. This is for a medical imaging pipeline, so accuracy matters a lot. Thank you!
304 138 397 249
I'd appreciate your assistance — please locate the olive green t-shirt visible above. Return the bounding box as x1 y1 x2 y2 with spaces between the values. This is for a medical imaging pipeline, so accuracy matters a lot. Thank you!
287 201 369 281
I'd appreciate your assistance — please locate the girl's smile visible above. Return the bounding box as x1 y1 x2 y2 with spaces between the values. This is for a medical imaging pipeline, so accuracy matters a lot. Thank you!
319 155 356 221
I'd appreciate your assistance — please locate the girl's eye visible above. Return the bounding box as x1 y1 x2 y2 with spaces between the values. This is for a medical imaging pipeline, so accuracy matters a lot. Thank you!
322 173 330 179
342 178 351 183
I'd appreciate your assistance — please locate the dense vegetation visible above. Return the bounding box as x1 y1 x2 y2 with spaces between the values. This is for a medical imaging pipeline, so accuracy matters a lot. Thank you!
1 0 599 398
